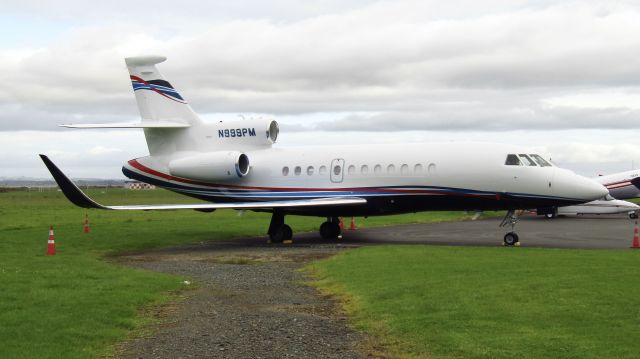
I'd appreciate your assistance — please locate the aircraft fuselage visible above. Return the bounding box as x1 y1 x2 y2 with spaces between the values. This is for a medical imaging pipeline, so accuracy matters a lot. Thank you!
122 142 603 217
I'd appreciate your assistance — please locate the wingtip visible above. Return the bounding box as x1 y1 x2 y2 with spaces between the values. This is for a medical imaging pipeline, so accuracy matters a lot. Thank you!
38 154 105 209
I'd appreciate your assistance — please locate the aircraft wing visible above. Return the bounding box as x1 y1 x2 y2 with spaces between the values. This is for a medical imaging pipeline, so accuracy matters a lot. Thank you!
39 155 367 211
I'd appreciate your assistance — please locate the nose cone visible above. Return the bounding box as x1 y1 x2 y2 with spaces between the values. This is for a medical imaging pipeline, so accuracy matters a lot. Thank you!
555 169 609 202
619 200 640 210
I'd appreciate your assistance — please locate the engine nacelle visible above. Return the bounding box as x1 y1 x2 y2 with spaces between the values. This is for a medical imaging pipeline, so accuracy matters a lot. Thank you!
169 151 250 181
212 119 279 147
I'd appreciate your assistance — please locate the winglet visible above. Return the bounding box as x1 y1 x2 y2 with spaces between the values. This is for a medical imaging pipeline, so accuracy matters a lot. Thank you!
39 155 107 209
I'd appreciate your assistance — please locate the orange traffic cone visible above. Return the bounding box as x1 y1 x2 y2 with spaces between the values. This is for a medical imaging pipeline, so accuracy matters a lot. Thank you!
339 217 344 230
632 220 640 249
83 214 90 234
47 226 56 255
349 217 357 230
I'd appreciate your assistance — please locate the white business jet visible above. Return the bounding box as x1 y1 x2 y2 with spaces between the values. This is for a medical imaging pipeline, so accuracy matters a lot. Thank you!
39 56 607 246
551 195 640 218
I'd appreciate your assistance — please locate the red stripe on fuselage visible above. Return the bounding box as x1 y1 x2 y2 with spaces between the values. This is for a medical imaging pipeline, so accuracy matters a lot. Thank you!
607 183 633 190
604 179 632 187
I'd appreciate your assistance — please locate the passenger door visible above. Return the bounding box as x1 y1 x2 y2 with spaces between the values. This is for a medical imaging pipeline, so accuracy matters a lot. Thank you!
330 158 345 183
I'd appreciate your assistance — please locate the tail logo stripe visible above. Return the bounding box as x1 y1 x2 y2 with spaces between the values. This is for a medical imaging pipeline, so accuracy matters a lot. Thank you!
130 75 187 104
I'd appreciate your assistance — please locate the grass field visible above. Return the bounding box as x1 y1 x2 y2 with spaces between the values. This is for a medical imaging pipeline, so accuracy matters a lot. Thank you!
0 188 475 359
308 246 640 359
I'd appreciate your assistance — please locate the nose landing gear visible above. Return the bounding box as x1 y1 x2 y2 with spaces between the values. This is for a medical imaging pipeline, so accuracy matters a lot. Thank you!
500 210 521 246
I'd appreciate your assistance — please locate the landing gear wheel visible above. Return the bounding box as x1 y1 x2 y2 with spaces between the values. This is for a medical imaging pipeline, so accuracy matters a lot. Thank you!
630 212 638 219
282 224 293 241
503 232 519 246
320 221 341 239
269 224 293 243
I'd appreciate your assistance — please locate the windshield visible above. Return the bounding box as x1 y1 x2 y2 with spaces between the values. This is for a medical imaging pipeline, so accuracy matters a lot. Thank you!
518 154 536 166
505 153 555 167
530 154 552 167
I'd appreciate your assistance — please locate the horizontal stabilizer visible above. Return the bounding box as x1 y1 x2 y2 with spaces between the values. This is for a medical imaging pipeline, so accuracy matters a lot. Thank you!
60 121 190 129
39 154 367 211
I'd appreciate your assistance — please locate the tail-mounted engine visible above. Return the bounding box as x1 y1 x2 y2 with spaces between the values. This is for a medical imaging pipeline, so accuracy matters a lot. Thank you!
169 151 250 181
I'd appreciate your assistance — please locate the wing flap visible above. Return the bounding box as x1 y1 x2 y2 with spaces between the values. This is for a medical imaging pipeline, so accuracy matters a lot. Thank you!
39 154 367 211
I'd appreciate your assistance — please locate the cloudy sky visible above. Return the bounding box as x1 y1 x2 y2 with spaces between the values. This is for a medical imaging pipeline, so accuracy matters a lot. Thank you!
2 0 640 179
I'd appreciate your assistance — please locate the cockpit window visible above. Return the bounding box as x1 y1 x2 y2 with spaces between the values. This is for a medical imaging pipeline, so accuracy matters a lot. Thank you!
505 154 521 166
518 154 537 166
530 154 552 167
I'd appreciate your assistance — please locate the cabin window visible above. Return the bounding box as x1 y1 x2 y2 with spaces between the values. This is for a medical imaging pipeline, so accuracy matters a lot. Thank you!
282 166 289 176
333 165 341 176
530 154 552 167
361 165 369 174
414 164 424 174
374 164 382 174
505 154 521 166
348 165 356 175
307 166 315 175
400 164 409 175
294 166 302 176
518 154 536 166
387 164 396 174
319 165 327 175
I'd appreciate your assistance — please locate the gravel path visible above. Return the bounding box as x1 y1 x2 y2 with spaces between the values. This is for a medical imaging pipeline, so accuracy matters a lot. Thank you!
115 239 376 359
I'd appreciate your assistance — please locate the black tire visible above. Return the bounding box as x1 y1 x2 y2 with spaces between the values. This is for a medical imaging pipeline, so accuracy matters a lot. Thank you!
319 221 341 239
545 213 556 219
630 213 638 220
503 232 519 246
269 230 284 243
282 224 293 241
269 225 288 243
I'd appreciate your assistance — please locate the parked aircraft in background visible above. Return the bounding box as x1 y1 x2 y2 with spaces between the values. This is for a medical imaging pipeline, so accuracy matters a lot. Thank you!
540 195 639 219
40 56 607 246
595 170 640 200
538 169 640 219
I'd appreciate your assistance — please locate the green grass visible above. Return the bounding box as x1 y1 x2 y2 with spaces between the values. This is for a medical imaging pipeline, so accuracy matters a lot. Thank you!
0 188 476 359
307 246 640 359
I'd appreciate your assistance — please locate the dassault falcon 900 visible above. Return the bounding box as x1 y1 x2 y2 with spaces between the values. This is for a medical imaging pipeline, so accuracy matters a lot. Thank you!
40 56 608 246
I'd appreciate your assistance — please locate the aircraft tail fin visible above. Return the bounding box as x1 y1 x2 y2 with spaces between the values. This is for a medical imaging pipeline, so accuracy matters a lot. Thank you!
123 56 206 155
125 56 202 126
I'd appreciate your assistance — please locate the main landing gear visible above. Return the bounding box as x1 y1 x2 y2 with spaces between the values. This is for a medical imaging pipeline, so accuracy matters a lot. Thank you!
267 213 344 244
500 209 520 246
268 210 292 243
319 217 342 240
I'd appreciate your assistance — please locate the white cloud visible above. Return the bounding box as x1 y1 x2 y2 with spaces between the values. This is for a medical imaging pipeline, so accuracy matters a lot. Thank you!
88 146 122 155
3 1 640 177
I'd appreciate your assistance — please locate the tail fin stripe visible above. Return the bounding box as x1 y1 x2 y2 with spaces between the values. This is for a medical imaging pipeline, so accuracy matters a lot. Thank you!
130 75 186 103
